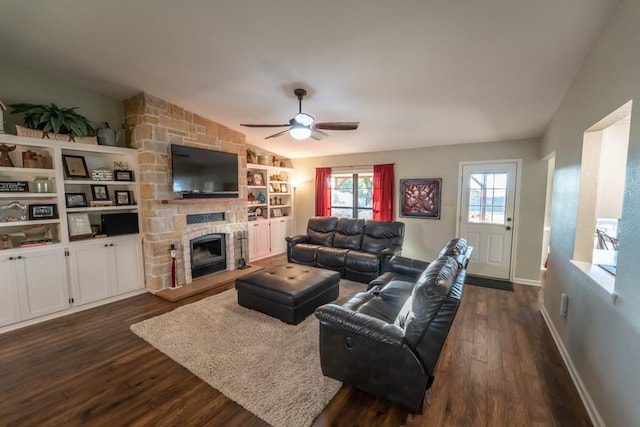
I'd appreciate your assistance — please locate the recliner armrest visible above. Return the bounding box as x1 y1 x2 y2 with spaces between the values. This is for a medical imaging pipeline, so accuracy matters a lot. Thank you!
315 304 405 346
285 235 309 245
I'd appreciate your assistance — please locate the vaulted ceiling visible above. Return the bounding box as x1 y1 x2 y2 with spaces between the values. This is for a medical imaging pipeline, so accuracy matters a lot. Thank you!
0 0 618 158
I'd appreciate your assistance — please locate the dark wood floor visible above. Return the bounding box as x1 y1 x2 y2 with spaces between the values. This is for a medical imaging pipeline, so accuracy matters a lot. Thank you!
0 256 591 427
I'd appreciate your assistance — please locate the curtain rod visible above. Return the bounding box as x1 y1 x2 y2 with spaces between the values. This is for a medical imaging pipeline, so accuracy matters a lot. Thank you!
315 163 395 169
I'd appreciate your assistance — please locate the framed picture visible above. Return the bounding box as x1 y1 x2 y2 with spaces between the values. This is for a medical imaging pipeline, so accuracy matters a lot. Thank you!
279 183 288 193
269 183 277 193
400 178 442 219
67 213 93 238
114 170 134 181
28 204 58 220
90 184 109 201
62 155 90 179
65 193 88 208
253 172 264 186
272 208 283 217
115 190 132 206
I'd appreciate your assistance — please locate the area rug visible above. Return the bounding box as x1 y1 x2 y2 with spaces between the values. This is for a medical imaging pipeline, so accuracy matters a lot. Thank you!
130 280 363 427
465 274 514 291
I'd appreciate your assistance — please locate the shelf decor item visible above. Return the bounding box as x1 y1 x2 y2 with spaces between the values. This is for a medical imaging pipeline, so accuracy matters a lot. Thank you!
115 190 132 206
0 181 28 192
272 208 283 217
9 103 96 143
400 178 442 219
280 183 288 193
113 170 133 181
0 200 27 222
62 154 90 179
253 172 264 186
28 204 58 220
22 150 52 169
65 193 88 208
67 212 93 239
0 143 16 167
91 167 113 181
90 184 109 201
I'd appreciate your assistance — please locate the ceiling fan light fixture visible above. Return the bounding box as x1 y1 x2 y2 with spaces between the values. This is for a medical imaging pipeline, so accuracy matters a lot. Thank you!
294 112 314 126
290 125 312 140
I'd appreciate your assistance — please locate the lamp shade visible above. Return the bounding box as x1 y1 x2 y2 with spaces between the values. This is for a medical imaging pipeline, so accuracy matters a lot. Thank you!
290 126 311 140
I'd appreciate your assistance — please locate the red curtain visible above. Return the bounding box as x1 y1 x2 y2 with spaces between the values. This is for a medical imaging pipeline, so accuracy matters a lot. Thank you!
315 167 332 216
373 164 394 221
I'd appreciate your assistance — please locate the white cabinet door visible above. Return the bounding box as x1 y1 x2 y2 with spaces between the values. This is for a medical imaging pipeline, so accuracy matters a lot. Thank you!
0 257 22 327
248 221 270 261
113 237 144 294
68 243 112 306
269 218 290 255
17 249 70 319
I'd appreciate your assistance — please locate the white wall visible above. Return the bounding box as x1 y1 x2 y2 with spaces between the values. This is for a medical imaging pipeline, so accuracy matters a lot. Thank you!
541 0 640 425
0 56 124 138
292 138 547 283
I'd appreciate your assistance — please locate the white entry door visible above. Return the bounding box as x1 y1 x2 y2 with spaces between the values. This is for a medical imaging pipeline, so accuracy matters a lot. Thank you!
459 162 518 280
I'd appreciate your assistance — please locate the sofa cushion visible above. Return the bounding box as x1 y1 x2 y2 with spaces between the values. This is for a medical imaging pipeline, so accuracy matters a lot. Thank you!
438 238 468 257
317 246 349 268
346 250 380 273
401 256 459 346
307 216 338 246
360 220 405 254
290 243 321 264
333 218 365 250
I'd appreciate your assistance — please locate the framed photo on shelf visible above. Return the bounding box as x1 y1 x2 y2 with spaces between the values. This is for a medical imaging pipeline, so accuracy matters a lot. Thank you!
65 193 88 208
28 204 58 220
272 208 283 217
115 190 132 206
67 213 93 239
62 155 90 179
400 178 442 219
90 184 109 201
253 172 264 186
279 183 288 193
114 170 134 181
269 183 277 193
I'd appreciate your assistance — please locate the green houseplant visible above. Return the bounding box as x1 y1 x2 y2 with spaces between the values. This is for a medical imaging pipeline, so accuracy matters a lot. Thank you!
9 103 94 138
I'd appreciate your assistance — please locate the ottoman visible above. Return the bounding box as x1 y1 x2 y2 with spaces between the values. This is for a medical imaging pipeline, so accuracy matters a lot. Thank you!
235 263 340 324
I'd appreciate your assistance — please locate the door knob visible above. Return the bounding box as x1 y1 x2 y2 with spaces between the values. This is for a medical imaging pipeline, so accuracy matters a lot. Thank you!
506 226 512 231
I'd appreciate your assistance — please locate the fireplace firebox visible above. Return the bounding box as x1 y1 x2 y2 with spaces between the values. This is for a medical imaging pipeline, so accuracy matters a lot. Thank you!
190 234 226 279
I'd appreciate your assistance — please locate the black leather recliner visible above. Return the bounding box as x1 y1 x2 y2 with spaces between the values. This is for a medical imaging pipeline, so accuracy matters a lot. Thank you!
286 216 405 284
314 238 472 412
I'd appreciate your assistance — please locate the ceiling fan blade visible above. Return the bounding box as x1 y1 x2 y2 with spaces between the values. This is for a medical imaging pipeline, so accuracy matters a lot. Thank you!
240 123 290 128
265 128 291 140
314 121 360 131
311 129 329 141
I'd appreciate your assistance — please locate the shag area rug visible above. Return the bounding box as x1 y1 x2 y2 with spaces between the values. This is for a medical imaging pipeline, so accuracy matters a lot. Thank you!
130 280 363 427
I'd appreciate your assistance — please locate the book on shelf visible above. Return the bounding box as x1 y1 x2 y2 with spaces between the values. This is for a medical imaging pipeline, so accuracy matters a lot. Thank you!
19 238 53 248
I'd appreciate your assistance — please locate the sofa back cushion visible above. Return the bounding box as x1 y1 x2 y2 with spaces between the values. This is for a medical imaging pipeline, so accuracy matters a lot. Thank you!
360 220 405 254
307 216 339 246
396 256 459 347
333 218 365 250
438 238 469 268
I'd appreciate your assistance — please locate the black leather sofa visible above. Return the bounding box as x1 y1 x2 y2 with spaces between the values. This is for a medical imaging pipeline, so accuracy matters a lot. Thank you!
286 216 405 284
314 238 472 412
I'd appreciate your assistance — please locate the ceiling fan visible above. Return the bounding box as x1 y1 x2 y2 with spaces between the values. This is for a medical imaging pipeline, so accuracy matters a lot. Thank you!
240 88 359 140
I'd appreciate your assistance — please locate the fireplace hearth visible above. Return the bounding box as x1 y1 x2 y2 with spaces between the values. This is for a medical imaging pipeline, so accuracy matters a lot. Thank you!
190 234 226 279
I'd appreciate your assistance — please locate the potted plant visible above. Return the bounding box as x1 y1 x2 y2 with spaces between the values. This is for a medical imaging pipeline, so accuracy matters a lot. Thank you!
9 103 95 142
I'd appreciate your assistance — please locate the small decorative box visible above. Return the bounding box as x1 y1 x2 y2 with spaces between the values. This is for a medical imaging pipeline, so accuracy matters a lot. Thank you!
91 168 113 181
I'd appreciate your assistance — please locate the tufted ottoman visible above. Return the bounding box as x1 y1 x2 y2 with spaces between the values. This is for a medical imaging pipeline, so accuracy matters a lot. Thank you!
235 263 340 324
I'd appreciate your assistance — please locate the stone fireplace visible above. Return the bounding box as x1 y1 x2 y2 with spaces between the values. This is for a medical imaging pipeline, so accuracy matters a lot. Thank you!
124 92 249 290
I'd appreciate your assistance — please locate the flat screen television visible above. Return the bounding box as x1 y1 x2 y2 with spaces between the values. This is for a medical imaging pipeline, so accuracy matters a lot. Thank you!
171 144 239 198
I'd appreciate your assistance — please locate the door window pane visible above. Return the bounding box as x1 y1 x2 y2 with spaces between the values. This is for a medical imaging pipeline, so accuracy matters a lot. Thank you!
468 172 508 224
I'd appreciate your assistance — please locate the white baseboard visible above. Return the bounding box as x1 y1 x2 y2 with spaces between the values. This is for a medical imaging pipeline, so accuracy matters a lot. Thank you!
513 277 541 286
540 306 604 427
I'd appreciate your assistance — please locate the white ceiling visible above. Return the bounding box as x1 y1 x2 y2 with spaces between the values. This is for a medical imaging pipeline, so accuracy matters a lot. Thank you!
0 0 618 159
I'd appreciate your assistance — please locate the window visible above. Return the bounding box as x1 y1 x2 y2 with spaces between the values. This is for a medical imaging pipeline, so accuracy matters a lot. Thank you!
573 101 632 289
330 170 373 219
468 172 508 224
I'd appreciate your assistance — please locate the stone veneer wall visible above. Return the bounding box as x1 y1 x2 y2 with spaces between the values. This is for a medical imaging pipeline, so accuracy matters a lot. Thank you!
124 93 248 291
